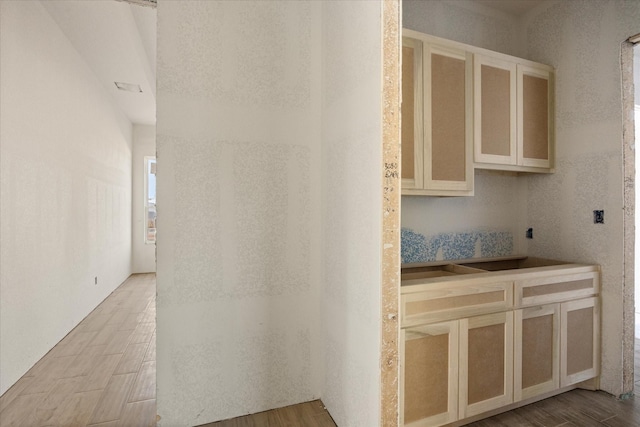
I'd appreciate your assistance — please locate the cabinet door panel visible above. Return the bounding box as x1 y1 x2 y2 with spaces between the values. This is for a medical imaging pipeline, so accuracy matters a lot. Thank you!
474 55 517 165
424 44 473 193
515 304 560 402
518 64 552 168
459 312 513 418
401 322 459 427
561 297 600 387
401 37 423 190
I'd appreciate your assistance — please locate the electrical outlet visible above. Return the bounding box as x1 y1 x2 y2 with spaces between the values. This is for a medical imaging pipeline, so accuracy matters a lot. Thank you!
593 210 604 224
526 228 533 239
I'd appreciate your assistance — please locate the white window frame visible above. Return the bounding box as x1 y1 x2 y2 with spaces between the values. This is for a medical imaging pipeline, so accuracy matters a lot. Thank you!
144 156 156 244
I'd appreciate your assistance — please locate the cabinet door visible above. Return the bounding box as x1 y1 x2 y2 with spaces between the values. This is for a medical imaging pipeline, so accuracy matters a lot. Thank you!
561 297 600 387
474 55 517 166
459 311 513 418
514 304 560 402
401 322 459 427
518 64 552 168
424 44 473 194
401 36 424 190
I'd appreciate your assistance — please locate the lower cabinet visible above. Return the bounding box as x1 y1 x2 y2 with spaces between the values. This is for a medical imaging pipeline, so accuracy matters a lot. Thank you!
561 297 600 387
514 304 560 401
459 312 514 418
401 321 459 427
401 312 515 427
401 298 600 426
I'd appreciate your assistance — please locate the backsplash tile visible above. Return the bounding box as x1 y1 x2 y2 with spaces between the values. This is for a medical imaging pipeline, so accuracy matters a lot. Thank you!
401 228 513 264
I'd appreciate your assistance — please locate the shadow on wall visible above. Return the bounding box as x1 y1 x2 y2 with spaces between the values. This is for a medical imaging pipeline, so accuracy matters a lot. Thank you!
401 228 513 263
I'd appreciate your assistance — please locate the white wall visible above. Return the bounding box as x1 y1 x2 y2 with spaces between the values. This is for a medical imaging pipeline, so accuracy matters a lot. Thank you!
0 1 132 395
156 1 384 425
320 1 383 425
156 2 323 425
402 0 528 262
132 124 156 274
521 0 640 396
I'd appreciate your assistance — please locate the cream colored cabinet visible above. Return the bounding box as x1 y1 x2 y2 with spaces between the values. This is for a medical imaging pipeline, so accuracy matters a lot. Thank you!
514 304 560 402
561 297 600 387
401 321 459 427
459 311 514 418
401 260 600 426
402 31 474 196
474 53 554 172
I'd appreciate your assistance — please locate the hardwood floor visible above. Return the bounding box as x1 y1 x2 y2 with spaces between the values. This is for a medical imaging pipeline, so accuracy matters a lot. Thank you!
199 400 337 427
0 273 156 427
2 273 640 426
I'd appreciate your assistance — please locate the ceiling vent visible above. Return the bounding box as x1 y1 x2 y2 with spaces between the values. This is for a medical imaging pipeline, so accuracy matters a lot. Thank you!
115 0 156 8
115 82 143 93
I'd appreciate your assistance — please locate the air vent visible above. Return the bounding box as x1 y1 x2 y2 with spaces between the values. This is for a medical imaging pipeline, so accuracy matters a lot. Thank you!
115 0 156 8
115 82 143 93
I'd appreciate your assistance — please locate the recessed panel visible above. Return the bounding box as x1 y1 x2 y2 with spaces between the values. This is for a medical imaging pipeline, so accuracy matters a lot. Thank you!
522 314 554 388
402 45 416 180
468 324 505 404
431 53 466 182
566 307 594 375
404 333 450 423
522 75 549 160
481 65 511 156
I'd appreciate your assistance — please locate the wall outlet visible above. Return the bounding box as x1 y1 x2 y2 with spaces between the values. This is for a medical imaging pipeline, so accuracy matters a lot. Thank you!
526 228 533 239
593 210 604 224
94 276 98 285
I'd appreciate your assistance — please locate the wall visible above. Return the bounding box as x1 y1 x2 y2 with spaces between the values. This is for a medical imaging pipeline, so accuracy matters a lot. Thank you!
320 1 383 425
0 1 132 395
156 1 384 425
132 124 156 274
155 2 323 425
402 0 528 263
521 0 640 396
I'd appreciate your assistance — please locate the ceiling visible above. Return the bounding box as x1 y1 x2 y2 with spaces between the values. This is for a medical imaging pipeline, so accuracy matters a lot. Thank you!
42 0 157 125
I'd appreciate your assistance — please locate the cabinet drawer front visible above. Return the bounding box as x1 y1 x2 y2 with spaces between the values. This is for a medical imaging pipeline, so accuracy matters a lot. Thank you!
515 272 599 307
401 281 513 327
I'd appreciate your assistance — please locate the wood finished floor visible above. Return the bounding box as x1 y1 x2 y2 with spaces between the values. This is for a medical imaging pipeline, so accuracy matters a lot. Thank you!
0 273 156 427
2 273 640 426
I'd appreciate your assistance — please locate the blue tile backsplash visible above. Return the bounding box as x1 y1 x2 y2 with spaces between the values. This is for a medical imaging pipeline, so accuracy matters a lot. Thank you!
401 228 513 264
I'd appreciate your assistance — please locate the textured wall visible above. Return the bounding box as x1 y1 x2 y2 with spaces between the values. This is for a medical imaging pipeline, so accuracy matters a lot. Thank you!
320 1 383 425
402 1 527 262
0 1 132 395
156 2 323 425
521 0 640 396
132 125 156 274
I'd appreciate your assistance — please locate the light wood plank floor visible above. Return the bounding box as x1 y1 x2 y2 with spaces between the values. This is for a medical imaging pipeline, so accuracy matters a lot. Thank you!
0 273 156 427
3 273 640 427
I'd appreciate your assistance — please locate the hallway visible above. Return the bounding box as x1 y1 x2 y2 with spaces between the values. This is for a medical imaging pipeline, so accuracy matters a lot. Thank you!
0 274 156 426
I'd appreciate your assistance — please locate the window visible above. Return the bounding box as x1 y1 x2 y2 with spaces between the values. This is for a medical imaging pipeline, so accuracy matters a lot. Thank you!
145 156 156 244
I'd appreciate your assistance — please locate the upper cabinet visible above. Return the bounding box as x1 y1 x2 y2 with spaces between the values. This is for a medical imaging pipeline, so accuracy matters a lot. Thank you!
402 30 474 197
474 54 554 172
401 30 555 197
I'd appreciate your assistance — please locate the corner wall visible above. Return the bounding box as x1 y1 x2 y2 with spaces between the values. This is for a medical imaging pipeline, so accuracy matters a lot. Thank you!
156 1 385 425
0 1 133 395
155 2 324 424
320 1 383 425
